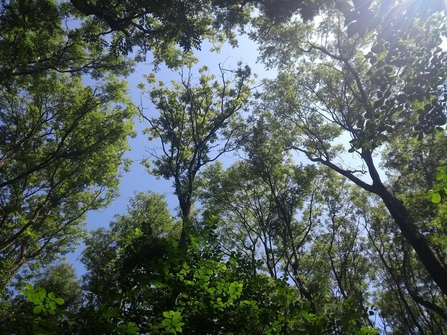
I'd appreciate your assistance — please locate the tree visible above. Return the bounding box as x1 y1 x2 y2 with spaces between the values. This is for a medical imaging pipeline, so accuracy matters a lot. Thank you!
197 133 376 332
0 0 361 297
81 191 178 307
140 64 253 245
360 196 447 334
0 0 132 82
359 131 447 332
0 0 336 84
0 71 135 290
250 2 447 325
0 262 83 334
197 118 317 285
80 190 356 335
33 262 82 312
67 0 335 58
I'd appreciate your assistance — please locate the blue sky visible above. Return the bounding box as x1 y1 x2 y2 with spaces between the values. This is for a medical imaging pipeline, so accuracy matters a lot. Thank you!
66 30 389 276
66 34 277 275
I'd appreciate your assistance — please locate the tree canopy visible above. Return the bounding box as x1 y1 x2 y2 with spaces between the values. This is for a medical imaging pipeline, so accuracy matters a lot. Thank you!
1 0 447 334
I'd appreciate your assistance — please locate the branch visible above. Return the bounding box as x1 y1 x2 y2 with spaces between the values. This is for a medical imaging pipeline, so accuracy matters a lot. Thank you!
290 145 376 193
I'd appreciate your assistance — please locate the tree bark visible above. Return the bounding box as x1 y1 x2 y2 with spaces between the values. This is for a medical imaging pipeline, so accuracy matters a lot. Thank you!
305 150 447 297
376 185 447 297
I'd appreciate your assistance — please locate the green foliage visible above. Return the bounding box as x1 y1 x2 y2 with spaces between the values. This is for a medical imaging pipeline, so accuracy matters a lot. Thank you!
247 3 447 332
20 289 140 335
32 262 83 312
369 132 447 333
140 63 254 247
0 71 136 290
22 283 65 316
65 0 330 67
428 166 447 203
81 191 177 306
0 0 329 76
159 311 185 334
198 158 377 332
0 262 84 334
0 282 67 335
0 0 131 81
3 0 447 334
79 192 377 334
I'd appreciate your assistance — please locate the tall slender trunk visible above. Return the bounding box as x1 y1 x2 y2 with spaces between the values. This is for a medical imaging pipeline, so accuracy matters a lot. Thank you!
376 185 447 297
179 198 191 250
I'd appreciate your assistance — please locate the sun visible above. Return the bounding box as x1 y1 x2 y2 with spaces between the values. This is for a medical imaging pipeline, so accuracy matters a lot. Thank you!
370 0 446 40
390 0 447 20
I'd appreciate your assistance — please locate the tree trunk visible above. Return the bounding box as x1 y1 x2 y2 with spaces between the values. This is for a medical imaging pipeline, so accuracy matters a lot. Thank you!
377 185 447 297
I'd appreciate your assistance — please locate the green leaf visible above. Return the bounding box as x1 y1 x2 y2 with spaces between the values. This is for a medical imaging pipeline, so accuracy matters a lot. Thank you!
33 306 43 314
55 298 65 305
37 287 46 300
436 167 446 180
431 192 442 204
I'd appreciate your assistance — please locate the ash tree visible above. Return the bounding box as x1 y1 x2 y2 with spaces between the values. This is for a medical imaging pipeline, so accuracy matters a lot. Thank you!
197 121 376 333
249 0 447 329
140 63 254 245
0 71 136 291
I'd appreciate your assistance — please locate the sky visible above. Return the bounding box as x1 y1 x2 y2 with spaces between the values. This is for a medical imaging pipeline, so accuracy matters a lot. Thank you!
65 19 428 275
66 34 277 276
